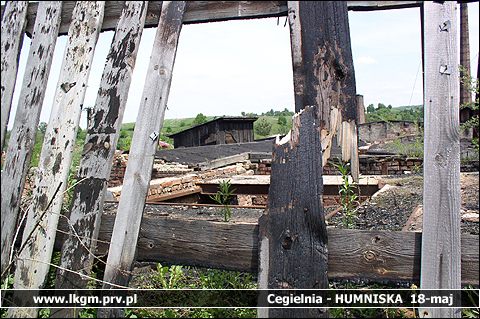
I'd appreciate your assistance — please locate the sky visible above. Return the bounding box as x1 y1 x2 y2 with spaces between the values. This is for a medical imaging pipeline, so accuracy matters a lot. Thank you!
6 2 480 129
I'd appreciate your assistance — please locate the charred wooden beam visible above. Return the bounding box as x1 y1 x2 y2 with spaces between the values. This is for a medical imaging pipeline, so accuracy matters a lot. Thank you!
87 211 480 286
259 107 329 318
13 1 474 38
289 0 359 179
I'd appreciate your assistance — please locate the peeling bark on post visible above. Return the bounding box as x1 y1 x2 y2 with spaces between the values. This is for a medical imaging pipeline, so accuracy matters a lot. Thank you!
100 2 185 316
420 2 461 318
287 1 358 176
259 107 328 318
0 1 28 149
51 3 148 318
1 1 62 278
9 2 104 318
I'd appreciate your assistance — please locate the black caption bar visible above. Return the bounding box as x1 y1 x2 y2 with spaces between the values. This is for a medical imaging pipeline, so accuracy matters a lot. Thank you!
1 289 478 308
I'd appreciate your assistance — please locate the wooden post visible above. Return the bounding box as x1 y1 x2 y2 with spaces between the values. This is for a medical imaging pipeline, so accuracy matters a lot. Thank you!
9 2 104 318
459 3 472 137
1 1 62 277
287 0 358 172
0 1 28 149
258 107 329 318
101 0 185 299
52 3 148 318
356 94 366 124
420 2 460 318
258 1 357 317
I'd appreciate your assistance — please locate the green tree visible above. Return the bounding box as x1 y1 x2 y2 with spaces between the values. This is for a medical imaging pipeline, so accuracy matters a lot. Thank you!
377 103 387 110
277 115 287 126
193 113 207 125
366 104 375 113
254 118 272 136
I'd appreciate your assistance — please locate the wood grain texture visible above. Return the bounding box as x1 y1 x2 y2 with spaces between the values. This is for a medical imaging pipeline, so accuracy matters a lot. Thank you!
421 2 461 318
16 1 442 37
102 1 186 291
0 1 27 149
90 211 479 285
288 1 358 171
259 106 328 318
54 0 148 304
9 2 105 317
1 1 62 277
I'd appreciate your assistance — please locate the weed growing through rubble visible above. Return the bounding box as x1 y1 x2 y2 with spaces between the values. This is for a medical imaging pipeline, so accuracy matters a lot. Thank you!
210 179 236 222
332 160 359 228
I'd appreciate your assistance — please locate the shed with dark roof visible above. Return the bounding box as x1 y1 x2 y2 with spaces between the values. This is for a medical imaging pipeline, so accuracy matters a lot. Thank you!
168 116 258 148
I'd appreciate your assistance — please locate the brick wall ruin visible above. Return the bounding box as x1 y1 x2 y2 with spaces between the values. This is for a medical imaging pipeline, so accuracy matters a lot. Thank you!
253 156 479 176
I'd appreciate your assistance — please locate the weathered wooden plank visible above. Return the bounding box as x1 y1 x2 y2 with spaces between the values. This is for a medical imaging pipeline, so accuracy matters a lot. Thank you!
102 0 186 292
259 106 328 318
53 2 148 313
198 152 249 170
1 1 62 278
9 2 105 318
459 2 472 131
421 2 461 318
92 211 479 285
0 1 28 149
288 1 358 171
17 1 449 37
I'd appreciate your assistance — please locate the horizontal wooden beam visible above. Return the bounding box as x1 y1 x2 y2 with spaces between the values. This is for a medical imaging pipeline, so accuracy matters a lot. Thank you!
90 212 479 285
16 1 442 37
198 152 250 170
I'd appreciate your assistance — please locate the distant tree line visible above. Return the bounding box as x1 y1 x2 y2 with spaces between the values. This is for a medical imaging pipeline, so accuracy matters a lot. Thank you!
365 103 423 123
241 107 294 118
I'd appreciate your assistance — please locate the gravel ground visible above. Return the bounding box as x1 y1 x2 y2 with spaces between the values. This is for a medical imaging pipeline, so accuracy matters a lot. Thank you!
328 172 479 235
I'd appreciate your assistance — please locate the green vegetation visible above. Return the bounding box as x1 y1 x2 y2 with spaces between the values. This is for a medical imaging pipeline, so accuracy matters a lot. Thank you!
192 113 208 126
253 118 272 137
332 160 359 229
117 116 216 151
209 179 236 222
127 265 257 318
365 103 423 123
387 134 424 158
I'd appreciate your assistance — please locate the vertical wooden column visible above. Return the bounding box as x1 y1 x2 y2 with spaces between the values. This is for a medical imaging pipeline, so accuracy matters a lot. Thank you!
459 3 471 109
258 1 357 317
9 2 105 318
1 1 62 277
459 3 472 138
0 1 28 149
286 1 358 173
356 94 365 124
52 3 148 318
101 0 185 295
421 2 460 318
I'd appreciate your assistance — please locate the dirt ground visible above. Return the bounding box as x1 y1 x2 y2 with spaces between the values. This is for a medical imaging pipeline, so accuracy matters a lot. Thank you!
328 172 479 235
104 172 479 234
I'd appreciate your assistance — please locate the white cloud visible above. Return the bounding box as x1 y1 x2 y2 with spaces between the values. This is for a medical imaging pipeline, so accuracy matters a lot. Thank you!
356 56 377 65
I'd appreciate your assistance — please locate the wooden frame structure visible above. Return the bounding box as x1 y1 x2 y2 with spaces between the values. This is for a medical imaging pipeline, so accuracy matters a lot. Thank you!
1 1 477 318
